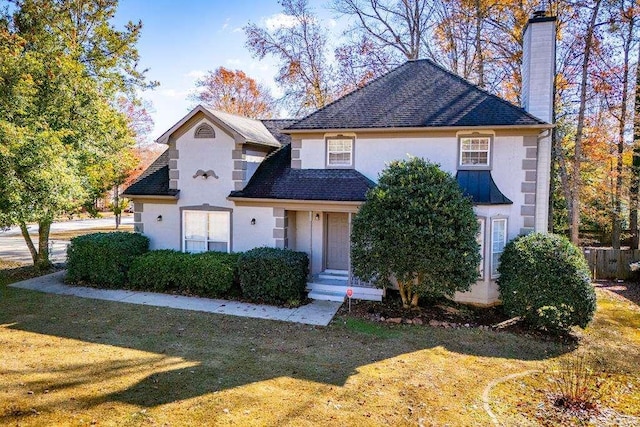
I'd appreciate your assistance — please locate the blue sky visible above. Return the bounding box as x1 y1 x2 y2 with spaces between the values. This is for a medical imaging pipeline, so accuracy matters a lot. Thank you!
114 0 341 140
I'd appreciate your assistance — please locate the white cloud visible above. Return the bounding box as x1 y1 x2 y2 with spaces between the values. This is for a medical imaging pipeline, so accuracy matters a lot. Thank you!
232 27 243 33
226 58 242 66
264 13 298 30
327 19 338 28
221 18 230 31
184 70 206 80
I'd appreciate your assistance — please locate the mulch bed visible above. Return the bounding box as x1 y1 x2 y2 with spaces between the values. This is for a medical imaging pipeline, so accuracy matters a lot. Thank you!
335 289 580 341
338 289 509 329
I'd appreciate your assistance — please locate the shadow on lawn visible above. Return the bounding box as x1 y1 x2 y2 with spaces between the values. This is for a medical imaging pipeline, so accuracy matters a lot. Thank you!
1 286 575 409
594 280 640 307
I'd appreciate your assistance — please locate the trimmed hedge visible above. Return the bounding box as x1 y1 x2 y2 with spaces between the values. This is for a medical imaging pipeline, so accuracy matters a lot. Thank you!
128 250 239 297
66 232 149 287
497 233 596 333
238 247 309 305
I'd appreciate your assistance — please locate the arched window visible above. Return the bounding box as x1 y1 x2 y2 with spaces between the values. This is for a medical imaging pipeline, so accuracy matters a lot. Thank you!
194 123 215 139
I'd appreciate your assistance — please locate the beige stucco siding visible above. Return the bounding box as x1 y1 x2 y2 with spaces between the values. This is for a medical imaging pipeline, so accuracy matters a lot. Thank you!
139 118 278 252
141 204 181 250
232 206 276 252
175 119 236 209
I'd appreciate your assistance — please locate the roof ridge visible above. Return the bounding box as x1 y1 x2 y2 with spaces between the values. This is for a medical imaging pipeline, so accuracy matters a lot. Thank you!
418 58 545 125
284 61 407 129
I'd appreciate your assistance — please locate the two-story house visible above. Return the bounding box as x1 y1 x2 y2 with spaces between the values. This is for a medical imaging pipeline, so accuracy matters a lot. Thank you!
123 12 556 306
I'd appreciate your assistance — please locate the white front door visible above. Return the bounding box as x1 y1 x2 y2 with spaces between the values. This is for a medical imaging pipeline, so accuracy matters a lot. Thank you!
326 213 349 270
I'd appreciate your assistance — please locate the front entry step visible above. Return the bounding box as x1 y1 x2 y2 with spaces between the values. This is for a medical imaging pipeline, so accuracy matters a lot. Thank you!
307 271 384 302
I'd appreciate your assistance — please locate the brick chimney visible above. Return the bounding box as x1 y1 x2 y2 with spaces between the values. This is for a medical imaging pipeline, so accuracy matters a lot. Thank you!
521 11 556 233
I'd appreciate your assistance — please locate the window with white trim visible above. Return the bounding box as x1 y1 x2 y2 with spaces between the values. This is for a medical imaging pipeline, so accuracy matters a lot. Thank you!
491 217 507 278
477 218 485 279
327 138 353 167
183 210 230 253
460 136 490 167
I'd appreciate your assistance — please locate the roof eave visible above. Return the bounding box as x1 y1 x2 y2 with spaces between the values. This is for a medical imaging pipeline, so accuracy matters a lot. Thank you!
121 193 180 201
283 124 554 134
227 196 364 205
155 105 280 146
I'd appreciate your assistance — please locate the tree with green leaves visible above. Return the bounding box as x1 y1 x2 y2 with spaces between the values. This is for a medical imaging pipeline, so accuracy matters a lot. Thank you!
0 0 154 269
350 157 481 309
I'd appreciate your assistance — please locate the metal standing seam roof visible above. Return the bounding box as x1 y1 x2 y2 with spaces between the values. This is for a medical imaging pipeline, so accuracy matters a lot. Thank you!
455 170 513 205
286 59 547 131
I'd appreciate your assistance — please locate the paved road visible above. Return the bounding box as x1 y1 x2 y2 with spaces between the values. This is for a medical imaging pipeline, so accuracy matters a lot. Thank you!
0 216 133 264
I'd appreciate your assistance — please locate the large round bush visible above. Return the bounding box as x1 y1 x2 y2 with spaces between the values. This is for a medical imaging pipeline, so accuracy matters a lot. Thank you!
497 233 596 332
238 247 308 305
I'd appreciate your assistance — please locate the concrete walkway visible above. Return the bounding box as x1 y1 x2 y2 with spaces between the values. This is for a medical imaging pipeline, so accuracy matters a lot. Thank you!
9 271 343 326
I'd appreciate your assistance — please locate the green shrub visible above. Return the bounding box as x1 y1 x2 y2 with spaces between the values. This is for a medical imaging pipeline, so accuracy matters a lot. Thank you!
128 250 239 297
127 250 184 292
497 233 596 332
66 232 149 287
181 252 240 297
238 247 309 305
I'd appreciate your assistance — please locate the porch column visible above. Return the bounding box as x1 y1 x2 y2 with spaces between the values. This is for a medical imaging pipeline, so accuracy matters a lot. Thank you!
273 208 288 249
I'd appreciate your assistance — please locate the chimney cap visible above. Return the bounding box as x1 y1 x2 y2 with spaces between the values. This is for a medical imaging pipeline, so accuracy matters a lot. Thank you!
527 10 557 25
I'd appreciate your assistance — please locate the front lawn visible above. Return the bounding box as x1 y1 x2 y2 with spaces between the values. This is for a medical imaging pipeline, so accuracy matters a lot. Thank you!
1 264 638 426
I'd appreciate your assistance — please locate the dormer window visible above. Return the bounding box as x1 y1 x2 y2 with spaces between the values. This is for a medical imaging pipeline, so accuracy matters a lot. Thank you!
194 123 215 139
459 135 491 168
326 137 354 167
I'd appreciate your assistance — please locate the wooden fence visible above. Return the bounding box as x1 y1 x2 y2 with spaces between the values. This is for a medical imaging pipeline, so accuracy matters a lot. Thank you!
582 248 640 280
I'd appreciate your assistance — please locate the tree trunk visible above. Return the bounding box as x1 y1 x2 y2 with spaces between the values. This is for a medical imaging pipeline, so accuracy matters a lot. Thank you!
631 41 640 249
474 0 485 88
612 13 634 249
570 0 602 245
398 279 420 309
19 221 38 264
113 184 121 230
36 218 52 270
398 280 411 309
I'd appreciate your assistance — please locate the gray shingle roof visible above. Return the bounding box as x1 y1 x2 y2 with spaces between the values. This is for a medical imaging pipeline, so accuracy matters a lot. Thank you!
286 59 546 130
122 150 179 197
261 119 297 145
211 110 280 146
229 144 376 201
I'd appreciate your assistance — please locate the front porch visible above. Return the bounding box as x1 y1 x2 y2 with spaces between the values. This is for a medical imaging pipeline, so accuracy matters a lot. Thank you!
275 208 383 302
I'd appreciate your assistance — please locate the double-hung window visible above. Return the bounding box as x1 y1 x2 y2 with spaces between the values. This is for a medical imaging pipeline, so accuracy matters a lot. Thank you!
491 217 508 278
460 136 490 167
183 210 230 253
327 138 353 167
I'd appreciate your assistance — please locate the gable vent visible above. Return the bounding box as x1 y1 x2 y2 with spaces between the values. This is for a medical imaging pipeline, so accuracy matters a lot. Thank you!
194 123 215 139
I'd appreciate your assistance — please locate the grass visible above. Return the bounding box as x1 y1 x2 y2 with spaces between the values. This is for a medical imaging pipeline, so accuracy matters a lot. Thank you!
0 264 638 426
